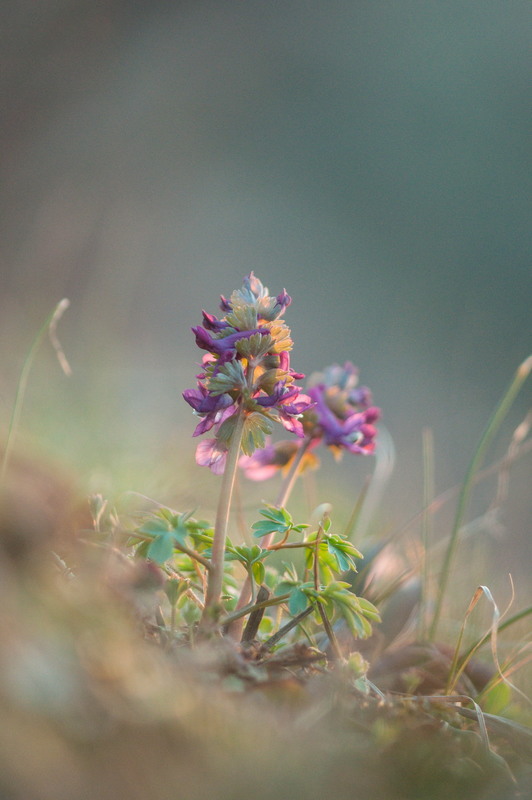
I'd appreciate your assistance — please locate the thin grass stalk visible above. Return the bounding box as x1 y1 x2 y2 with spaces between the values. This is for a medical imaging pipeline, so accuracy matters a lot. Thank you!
342 475 370 542
0 299 71 489
418 426 434 641
388 436 532 548
428 355 531 642
446 586 486 695
461 604 532 664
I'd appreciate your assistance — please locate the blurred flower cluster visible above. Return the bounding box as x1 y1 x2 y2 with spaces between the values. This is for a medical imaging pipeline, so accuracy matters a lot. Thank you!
240 362 380 480
183 273 312 473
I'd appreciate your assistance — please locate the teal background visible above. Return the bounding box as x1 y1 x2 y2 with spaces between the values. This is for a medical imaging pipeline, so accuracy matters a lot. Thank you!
1 2 530 593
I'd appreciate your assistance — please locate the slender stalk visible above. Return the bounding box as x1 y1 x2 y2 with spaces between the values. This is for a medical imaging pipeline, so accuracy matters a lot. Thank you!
200 408 246 627
428 355 531 642
0 299 70 488
242 584 270 642
313 522 343 661
317 601 343 661
262 605 314 650
275 435 312 509
220 593 291 627
342 475 370 541
418 427 434 641
388 435 532 548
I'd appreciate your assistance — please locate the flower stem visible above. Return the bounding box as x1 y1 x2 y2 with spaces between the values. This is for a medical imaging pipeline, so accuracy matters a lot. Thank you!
313 522 343 661
227 435 312 639
200 408 246 629
220 593 291 628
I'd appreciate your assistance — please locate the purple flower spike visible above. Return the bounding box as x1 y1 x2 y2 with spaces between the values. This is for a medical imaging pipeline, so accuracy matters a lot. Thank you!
306 384 380 455
185 274 308 472
239 361 381 481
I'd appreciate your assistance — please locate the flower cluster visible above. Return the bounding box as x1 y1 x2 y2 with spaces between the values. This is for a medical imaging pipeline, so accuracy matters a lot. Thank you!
240 362 380 480
183 274 313 473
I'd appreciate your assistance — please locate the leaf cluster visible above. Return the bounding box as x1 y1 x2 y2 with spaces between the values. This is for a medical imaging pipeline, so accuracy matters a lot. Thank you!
126 503 379 654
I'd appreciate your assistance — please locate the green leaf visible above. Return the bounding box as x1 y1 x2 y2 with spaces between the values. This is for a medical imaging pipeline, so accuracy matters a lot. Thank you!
252 561 265 584
251 505 307 540
164 578 186 607
225 544 270 569
188 528 214 552
326 537 359 572
235 333 274 359
255 368 289 393
252 520 282 538
207 360 246 395
172 519 189 547
134 540 150 559
158 507 176 524
481 682 512 715
260 504 291 525
327 543 351 572
147 531 176 564
216 413 239 444
341 608 373 638
241 412 274 456
356 596 381 621
288 587 309 615
138 518 170 537
225 301 258 332
275 580 296 597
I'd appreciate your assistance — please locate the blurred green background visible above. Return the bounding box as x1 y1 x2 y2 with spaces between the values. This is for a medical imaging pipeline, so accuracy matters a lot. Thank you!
1 2 530 603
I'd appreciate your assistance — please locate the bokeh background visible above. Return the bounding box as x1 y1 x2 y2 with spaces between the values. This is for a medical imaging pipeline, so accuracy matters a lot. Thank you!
1 1 531 604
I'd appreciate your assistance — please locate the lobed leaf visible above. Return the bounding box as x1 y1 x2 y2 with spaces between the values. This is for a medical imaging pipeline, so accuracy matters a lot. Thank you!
225 301 258 332
235 333 275 360
241 412 275 456
207 361 246 395
147 530 176 564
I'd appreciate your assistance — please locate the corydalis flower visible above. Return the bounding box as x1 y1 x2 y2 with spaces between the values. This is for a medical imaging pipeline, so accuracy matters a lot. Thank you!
305 362 380 456
240 362 380 479
183 274 312 472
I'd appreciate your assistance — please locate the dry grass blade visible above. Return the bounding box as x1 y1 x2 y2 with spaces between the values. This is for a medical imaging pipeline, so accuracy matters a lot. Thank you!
446 581 531 709
456 706 532 760
48 298 72 376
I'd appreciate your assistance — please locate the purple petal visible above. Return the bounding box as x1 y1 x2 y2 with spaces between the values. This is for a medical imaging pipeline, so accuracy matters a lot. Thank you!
195 439 228 474
202 310 231 331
